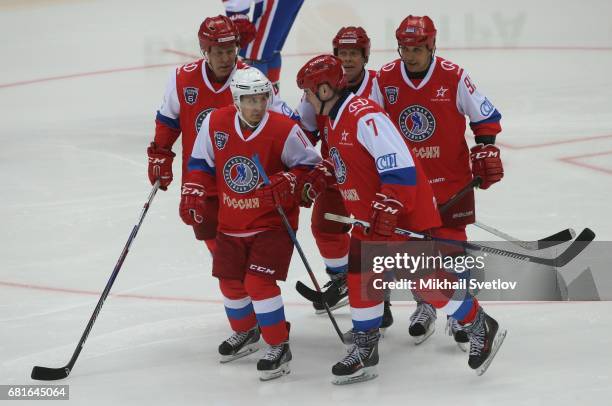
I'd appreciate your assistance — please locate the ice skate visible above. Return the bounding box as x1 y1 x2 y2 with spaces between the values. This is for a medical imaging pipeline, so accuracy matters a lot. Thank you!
257 341 292 381
409 301 436 344
332 329 380 385
379 301 393 337
313 271 348 314
464 308 507 376
446 315 469 352
218 326 260 363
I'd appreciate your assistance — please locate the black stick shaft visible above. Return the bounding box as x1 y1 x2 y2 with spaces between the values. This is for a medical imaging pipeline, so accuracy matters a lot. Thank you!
32 180 160 379
325 213 594 268
252 155 346 343
438 176 481 214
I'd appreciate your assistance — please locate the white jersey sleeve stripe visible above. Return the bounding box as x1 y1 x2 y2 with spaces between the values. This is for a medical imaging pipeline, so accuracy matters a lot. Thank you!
188 113 215 175
456 70 502 126
369 76 385 108
158 68 180 121
281 125 321 168
223 0 253 14
356 112 417 186
296 93 318 132
269 89 301 122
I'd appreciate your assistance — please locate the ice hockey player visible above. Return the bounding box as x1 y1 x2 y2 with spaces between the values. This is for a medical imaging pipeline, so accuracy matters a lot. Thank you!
297 27 394 328
297 55 507 383
222 0 305 89
370 15 504 349
180 67 320 380
146 15 298 257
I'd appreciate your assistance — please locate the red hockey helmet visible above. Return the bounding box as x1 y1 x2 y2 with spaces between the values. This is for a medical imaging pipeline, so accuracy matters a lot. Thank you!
332 26 371 61
296 54 347 93
198 15 240 51
395 15 437 50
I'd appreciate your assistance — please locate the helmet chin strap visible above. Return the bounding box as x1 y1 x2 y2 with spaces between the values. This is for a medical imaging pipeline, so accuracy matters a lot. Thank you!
315 89 337 115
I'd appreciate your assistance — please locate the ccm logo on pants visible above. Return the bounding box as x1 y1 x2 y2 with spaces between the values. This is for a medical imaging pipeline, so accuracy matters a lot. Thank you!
250 264 276 275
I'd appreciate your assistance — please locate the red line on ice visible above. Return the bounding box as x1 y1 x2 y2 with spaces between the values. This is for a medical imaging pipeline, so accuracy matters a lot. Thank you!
0 62 179 89
1 280 607 306
3 44 610 89
497 134 612 150
558 150 612 176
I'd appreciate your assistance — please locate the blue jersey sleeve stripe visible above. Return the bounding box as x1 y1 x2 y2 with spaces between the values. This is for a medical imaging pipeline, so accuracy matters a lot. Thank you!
471 109 502 125
156 111 180 129
380 167 417 186
188 157 215 175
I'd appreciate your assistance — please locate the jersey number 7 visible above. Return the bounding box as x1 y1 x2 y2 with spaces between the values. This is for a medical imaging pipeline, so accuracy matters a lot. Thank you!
365 118 378 136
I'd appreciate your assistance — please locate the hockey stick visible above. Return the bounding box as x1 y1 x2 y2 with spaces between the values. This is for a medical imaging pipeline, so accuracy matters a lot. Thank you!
31 180 161 381
324 213 595 268
439 177 575 250
474 221 575 250
296 176 487 304
296 178 482 306
299 179 575 305
251 155 348 344
438 176 482 214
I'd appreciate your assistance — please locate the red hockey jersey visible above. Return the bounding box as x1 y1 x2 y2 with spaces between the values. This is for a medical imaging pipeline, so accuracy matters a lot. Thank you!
188 106 320 234
154 59 299 181
371 57 502 207
321 94 441 237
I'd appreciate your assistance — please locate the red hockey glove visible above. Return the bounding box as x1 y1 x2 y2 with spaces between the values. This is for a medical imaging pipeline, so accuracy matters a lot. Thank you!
368 193 403 240
230 14 256 49
147 142 175 191
470 144 504 190
255 172 298 208
299 160 336 208
179 173 207 225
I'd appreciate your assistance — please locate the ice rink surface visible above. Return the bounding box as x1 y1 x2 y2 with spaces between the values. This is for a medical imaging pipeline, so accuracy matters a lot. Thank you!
1 1 611 405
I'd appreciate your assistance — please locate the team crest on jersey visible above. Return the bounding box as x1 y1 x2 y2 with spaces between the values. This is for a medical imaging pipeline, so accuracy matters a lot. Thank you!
328 147 347 185
384 86 399 105
214 131 229 150
183 87 199 105
195 108 214 133
398 105 436 142
223 156 260 194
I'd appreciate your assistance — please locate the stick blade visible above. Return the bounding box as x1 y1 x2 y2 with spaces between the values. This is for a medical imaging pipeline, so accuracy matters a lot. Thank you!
554 228 595 267
31 366 70 381
537 228 576 249
295 281 324 303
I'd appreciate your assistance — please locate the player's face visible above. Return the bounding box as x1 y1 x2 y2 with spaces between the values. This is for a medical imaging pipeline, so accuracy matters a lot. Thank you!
206 45 238 78
239 93 269 126
399 45 432 73
337 48 366 84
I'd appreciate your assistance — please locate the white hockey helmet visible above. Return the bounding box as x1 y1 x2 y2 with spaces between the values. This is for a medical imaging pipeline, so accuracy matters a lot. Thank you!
230 67 273 112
